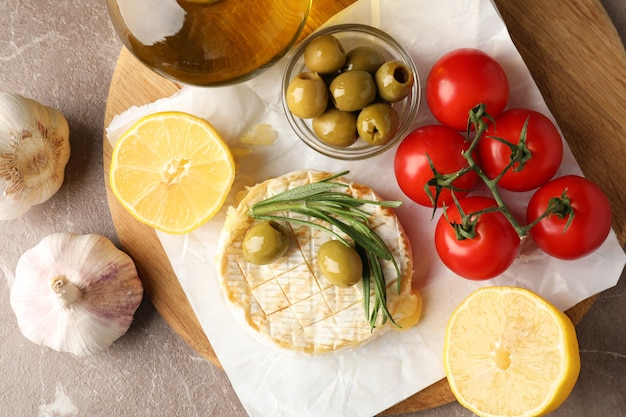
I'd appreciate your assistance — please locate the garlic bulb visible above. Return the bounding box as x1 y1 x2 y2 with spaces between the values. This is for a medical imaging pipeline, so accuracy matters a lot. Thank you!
0 93 70 219
9 233 144 356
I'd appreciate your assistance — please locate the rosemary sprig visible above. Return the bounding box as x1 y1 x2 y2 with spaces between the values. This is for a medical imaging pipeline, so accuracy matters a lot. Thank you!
246 171 402 330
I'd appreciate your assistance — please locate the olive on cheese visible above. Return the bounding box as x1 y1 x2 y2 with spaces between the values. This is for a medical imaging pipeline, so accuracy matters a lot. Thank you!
316 240 363 287
242 220 290 265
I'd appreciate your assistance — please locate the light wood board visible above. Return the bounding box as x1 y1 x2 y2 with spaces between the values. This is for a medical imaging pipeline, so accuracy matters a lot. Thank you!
103 0 626 414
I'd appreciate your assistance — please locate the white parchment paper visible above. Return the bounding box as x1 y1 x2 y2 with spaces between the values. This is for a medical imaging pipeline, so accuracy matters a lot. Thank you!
106 0 626 416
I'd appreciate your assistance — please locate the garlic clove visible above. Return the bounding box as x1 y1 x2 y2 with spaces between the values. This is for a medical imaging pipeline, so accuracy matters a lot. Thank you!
0 93 70 219
9 233 144 356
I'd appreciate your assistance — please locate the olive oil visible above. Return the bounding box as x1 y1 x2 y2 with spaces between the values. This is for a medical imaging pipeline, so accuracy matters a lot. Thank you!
107 0 311 86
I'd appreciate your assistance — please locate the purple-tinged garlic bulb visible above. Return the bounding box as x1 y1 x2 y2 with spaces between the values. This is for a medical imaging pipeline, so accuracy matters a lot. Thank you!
9 233 143 356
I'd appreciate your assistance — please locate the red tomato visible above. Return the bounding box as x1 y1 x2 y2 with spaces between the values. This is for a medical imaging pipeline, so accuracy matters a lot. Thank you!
394 125 478 207
426 48 509 131
435 196 521 280
526 175 612 260
478 109 564 191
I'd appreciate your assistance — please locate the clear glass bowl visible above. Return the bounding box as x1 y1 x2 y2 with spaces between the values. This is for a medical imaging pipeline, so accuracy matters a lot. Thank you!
282 24 420 160
107 0 311 87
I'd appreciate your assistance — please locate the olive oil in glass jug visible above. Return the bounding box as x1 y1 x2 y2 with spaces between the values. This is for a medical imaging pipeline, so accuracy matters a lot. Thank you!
107 0 311 86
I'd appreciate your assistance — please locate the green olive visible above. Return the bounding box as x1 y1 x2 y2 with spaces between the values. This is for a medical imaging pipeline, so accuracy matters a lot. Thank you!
242 220 290 265
312 108 358 147
342 46 386 74
329 70 376 112
285 72 329 119
303 34 346 74
375 60 415 102
356 102 400 146
317 240 363 287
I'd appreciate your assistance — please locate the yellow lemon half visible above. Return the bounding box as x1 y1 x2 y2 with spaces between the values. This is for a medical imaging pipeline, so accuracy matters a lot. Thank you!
443 286 580 417
110 111 235 234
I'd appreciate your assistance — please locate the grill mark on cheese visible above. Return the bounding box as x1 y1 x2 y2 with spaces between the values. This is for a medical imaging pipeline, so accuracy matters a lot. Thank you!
217 170 414 354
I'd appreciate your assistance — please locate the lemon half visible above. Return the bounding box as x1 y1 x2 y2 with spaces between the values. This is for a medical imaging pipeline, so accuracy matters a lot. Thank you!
443 286 580 417
110 111 235 234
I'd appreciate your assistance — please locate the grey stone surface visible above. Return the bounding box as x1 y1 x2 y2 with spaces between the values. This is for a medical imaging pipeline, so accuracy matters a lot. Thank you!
0 1 624 416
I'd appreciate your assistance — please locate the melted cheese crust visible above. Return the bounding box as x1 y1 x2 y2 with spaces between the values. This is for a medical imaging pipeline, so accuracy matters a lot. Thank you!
216 170 414 354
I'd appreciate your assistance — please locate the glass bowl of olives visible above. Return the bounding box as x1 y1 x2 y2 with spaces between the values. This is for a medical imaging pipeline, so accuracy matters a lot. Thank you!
282 24 420 160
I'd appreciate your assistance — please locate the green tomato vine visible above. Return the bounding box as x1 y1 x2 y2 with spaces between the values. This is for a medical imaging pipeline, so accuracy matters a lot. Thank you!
429 103 574 241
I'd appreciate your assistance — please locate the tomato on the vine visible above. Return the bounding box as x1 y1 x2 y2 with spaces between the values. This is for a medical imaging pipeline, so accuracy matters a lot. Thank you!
394 125 478 207
478 108 563 191
435 196 520 280
426 48 509 131
526 175 612 260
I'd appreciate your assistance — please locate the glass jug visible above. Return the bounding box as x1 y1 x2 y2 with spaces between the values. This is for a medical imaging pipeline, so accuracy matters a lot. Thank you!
107 0 312 86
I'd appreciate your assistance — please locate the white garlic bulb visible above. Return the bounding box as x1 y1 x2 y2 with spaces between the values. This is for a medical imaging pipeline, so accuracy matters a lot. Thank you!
9 233 144 356
0 93 70 219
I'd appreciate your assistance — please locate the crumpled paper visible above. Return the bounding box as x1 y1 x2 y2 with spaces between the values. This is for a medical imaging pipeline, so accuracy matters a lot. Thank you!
106 0 626 416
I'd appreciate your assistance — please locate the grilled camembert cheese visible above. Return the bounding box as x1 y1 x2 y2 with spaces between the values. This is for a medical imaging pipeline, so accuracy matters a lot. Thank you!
216 170 417 354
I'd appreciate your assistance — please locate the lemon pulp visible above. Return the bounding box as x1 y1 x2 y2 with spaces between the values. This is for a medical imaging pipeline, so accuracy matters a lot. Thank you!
443 286 580 417
110 111 235 234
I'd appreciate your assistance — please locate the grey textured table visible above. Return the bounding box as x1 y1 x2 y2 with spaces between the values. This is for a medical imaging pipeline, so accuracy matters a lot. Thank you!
0 2 624 416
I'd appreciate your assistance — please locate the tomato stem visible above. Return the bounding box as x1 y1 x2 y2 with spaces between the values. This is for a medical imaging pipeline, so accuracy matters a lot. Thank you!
434 104 575 241
523 189 575 233
424 154 475 218
443 192 476 240
444 192 508 240
488 116 533 180
458 105 529 237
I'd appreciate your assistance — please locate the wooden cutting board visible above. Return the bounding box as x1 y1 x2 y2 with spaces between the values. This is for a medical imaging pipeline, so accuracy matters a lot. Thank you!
103 0 626 414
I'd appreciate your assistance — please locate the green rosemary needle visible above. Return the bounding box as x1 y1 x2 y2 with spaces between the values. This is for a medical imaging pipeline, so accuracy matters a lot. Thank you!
246 171 402 329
